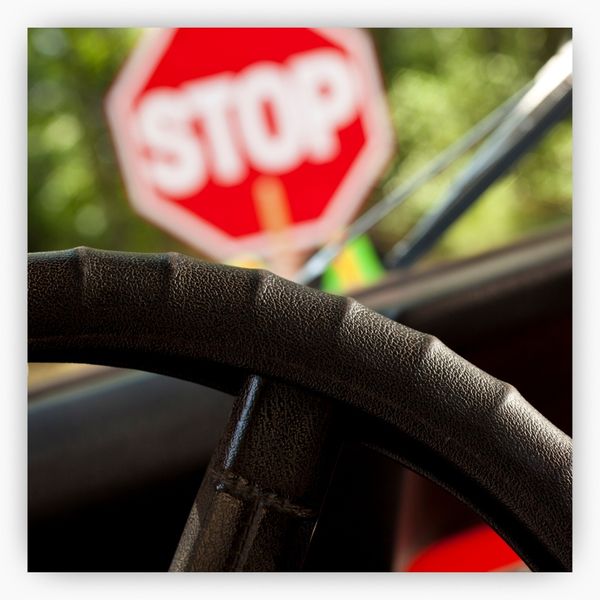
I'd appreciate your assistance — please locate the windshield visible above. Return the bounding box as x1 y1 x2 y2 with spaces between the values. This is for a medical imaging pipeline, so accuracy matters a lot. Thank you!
28 28 571 278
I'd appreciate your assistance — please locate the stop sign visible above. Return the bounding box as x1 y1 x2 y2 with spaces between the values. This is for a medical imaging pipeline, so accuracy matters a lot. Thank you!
106 28 393 260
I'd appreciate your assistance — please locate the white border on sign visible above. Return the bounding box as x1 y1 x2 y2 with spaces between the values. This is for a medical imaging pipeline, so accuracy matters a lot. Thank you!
105 27 394 260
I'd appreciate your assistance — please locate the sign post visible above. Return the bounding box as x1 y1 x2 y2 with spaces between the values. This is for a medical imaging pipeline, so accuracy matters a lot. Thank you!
106 28 393 277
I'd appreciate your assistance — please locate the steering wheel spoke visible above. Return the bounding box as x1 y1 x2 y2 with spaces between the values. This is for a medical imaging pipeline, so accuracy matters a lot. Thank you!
170 375 341 571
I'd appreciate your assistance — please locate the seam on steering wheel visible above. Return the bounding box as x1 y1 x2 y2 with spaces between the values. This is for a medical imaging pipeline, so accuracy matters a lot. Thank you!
209 468 317 519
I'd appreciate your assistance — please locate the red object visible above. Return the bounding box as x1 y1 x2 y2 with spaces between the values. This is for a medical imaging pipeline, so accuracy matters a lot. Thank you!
405 524 526 572
106 28 393 259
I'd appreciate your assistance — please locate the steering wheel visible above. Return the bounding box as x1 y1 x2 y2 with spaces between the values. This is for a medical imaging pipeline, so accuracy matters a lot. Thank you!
28 247 572 572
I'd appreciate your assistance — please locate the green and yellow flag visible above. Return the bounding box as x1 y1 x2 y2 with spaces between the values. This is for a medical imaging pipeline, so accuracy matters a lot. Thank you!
321 235 386 295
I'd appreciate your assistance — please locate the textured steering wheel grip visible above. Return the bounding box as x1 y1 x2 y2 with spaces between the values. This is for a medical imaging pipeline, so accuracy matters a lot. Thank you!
28 247 572 571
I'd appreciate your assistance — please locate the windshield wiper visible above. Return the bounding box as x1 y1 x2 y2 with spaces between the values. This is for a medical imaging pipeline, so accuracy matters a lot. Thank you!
293 40 572 285
386 41 572 269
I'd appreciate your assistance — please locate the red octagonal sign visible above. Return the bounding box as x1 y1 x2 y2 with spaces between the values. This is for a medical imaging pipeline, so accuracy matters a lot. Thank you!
106 28 393 260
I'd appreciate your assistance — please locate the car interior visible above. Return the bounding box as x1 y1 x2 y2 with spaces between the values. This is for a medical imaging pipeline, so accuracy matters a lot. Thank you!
28 224 571 572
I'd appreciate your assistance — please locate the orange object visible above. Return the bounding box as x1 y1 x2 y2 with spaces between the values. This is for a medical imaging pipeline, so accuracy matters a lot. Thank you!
252 175 300 279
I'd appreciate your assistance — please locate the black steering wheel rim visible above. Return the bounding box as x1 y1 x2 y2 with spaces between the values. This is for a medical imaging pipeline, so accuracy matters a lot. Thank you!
28 247 572 571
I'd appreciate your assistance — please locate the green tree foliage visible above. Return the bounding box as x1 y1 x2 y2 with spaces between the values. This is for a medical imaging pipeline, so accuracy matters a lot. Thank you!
28 28 191 255
28 28 572 265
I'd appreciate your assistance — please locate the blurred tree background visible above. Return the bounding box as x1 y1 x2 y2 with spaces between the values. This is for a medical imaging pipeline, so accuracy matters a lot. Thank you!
28 28 572 267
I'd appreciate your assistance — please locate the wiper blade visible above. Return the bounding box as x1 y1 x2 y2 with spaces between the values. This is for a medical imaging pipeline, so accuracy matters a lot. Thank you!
293 79 532 285
294 40 572 285
386 41 572 269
